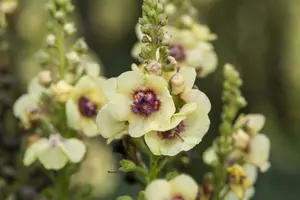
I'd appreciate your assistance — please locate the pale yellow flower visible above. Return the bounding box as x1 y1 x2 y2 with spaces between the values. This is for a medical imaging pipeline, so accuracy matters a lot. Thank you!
71 139 118 197
13 77 46 129
145 174 198 200
98 70 175 138
23 134 86 170
66 75 108 137
51 80 73 103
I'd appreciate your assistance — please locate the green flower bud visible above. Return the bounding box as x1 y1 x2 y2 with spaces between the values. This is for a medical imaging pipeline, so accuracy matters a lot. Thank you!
119 159 137 172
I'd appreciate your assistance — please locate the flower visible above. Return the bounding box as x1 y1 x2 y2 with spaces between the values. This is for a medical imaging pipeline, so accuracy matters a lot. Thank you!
46 34 56 46
226 164 252 199
77 56 101 78
145 174 198 200
71 139 118 197
97 70 175 138
145 103 210 156
223 164 257 200
23 134 86 170
38 70 52 85
66 75 108 137
232 114 271 172
64 22 76 35
66 51 80 63
13 77 46 129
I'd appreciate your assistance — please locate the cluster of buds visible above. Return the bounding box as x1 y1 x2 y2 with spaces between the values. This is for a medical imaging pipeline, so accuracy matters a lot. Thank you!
132 0 218 78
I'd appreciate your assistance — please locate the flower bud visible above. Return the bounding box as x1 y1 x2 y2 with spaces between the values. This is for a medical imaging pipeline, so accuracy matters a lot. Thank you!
233 130 250 149
162 32 171 45
164 56 177 72
146 60 162 75
181 15 193 27
38 70 52 85
54 10 65 20
64 22 76 35
165 3 176 15
51 80 73 103
119 159 137 173
171 73 185 95
46 34 56 46
67 51 80 63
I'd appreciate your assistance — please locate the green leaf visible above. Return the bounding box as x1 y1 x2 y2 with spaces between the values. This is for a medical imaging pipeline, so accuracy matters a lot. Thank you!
166 171 179 180
119 159 137 172
117 196 134 200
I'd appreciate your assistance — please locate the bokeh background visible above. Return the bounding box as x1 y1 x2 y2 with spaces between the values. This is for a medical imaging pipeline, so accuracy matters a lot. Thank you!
1 0 300 199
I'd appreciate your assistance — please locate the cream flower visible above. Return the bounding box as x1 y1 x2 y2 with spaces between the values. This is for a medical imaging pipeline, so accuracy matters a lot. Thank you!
145 174 198 200
99 70 175 138
71 139 118 197
51 80 73 103
248 134 271 172
23 134 86 170
145 103 210 156
167 25 218 77
235 114 265 136
66 75 108 137
77 56 101 78
13 77 46 129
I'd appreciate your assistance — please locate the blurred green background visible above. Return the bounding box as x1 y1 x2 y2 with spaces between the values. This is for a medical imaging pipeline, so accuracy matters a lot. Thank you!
1 0 300 199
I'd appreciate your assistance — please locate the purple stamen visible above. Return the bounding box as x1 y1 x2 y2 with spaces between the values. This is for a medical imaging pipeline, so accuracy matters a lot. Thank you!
78 96 98 117
159 121 185 140
131 89 160 117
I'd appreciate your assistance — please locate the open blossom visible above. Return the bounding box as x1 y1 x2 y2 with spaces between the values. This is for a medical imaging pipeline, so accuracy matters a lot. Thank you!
13 77 46 129
145 67 211 156
23 134 86 170
66 75 108 137
96 70 175 138
145 174 198 200
232 114 271 172
71 139 118 197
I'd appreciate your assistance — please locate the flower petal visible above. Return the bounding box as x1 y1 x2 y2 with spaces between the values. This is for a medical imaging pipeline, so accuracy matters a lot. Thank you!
28 77 45 99
181 89 211 114
108 93 132 121
96 104 128 140
60 138 86 163
117 71 144 94
248 134 270 170
145 74 168 93
23 138 48 166
169 174 198 200
182 67 196 92
66 99 81 130
38 145 68 170
145 180 172 200
81 118 100 137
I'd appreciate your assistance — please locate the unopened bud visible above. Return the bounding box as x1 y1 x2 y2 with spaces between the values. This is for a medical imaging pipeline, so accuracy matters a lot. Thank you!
171 73 185 95
181 15 193 27
164 56 177 72
119 159 137 172
38 70 52 85
162 32 171 45
54 10 65 20
165 3 176 15
64 22 76 35
46 34 56 46
146 60 162 75
141 36 151 43
67 51 80 63
52 80 73 103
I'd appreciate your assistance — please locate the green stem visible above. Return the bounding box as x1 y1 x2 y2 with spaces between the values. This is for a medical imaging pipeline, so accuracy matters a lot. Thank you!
149 155 159 181
57 25 66 79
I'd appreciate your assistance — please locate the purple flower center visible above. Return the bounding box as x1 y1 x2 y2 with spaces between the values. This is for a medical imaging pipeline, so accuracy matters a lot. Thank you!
78 96 98 117
131 89 160 117
169 44 186 62
159 121 185 140
172 195 185 200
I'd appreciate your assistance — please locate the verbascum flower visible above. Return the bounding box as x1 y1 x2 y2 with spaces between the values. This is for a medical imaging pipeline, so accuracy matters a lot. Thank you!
224 163 257 200
13 77 46 129
66 75 108 137
232 114 271 172
226 164 252 199
51 80 73 103
145 103 209 156
97 70 175 138
71 139 118 197
23 134 86 170
145 174 198 200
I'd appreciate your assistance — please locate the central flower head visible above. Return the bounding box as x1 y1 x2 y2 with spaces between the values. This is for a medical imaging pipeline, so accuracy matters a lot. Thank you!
78 96 98 117
131 89 160 116
159 121 185 140
169 44 186 62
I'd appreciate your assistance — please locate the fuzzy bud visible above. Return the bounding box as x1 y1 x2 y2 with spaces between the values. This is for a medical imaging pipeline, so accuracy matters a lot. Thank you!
51 80 73 103
119 159 137 173
171 73 185 95
66 51 80 63
146 60 162 75
46 34 56 46
38 70 52 85
64 22 76 35
164 56 177 72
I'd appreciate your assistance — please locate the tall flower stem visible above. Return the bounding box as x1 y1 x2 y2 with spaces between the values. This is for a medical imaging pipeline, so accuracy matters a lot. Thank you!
57 25 66 79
